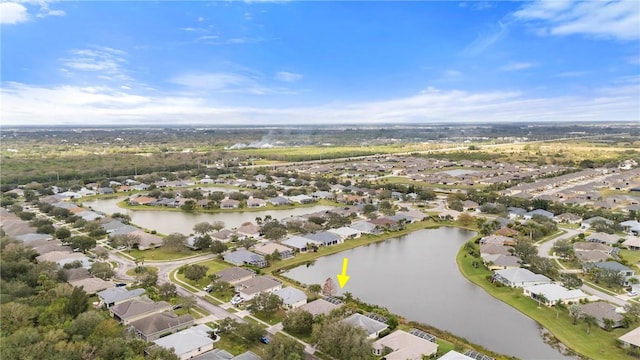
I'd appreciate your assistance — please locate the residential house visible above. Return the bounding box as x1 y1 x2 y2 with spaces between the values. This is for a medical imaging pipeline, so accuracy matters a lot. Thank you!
586 232 623 246
273 287 307 309
462 200 479 211
311 191 334 200
303 231 342 246
109 297 172 325
220 198 240 209
482 254 521 270
372 330 438 360
523 284 588 306
237 223 260 238
253 242 294 259
438 209 461 221
369 217 400 231
438 351 476 360
342 313 388 339
507 207 527 220
349 221 381 235
129 312 195 341
69 277 113 295
524 209 554 220
479 235 515 246
618 327 640 350
398 210 428 222
579 302 625 329
554 213 583 224
235 276 282 301
621 220 640 235
223 250 267 268
152 324 215 360
268 196 292 206
327 226 361 240
581 216 614 230
299 298 343 317
211 229 236 242
492 268 551 288
573 242 612 263
97 287 146 308
246 197 266 208
588 261 636 286
129 196 157 206
281 236 321 252
289 194 315 204
129 229 163 250
622 236 640 251
213 267 255 285
192 350 261 360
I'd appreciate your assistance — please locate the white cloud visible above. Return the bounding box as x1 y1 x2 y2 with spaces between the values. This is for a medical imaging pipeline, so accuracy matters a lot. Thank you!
60 47 131 83
500 62 537 71
275 71 302 82
171 70 300 95
2 81 637 126
444 70 462 77
1 2 29 24
463 21 510 56
514 0 640 40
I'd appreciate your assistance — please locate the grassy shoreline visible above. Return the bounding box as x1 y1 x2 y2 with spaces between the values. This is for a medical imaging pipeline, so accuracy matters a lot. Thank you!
116 198 341 213
456 247 632 360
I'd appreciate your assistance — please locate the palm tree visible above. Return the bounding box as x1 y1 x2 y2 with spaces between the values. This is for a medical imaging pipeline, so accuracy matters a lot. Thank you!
584 315 597 334
307 284 322 295
343 291 354 303
255 216 263 226
536 294 549 308
569 304 582 325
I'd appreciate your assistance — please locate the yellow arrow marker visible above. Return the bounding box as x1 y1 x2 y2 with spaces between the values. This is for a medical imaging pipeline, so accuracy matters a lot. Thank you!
336 257 350 288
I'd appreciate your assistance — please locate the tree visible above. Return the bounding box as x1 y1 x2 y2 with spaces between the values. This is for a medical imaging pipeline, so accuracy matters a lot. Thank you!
193 222 214 235
210 240 228 254
183 264 208 282
282 309 313 336
236 321 265 346
322 277 337 296
264 335 305 360
307 284 322 295
569 304 582 325
158 283 177 299
112 233 140 251
312 320 372 360
193 234 211 250
249 292 283 316
90 262 115 280
178 296 197 314
66 311 104 339
552 239 573 260
69 235 96 254
55 227 71 240
164 233 187 252
65 286 89 318
135 271 158 288
624 302 640 322
146 347 179 360
584 315 597 334
456 213 475 227
561 273 583 289
211 221 225 231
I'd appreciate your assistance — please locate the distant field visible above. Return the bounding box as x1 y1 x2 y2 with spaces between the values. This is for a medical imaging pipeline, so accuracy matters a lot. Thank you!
232 143 437 161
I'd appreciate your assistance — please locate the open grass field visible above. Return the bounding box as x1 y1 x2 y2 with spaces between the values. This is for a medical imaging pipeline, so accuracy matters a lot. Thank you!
126 247 208 261
457 249 633 360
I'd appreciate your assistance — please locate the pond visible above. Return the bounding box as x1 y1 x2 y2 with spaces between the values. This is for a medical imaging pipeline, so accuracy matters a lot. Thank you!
283 228 569 359
82 197 335 235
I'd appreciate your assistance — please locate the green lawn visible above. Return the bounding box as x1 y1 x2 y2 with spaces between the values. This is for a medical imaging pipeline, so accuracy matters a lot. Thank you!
251 310 286 326
127 247 208 261
457 249 632 360
125 266 158 276
377 176 484 190
175 259 231 290
620 249 640 269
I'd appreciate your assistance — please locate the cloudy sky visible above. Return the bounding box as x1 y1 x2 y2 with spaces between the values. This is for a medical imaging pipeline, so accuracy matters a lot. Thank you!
1 0 639 126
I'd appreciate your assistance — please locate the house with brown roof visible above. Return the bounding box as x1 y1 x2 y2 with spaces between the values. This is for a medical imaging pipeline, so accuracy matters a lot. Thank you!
235 276 282 301
214 267 255 285
129 311 194 341
580 302 625 329
253 242 294 259
372 330 438 359
109 297 172 325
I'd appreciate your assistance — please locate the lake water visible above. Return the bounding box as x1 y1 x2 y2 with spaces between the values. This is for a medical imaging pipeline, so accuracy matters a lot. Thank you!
82 197 335 235
283 228 569 359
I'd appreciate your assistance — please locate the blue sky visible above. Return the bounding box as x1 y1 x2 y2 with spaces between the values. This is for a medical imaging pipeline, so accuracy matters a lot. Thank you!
1 0 639 126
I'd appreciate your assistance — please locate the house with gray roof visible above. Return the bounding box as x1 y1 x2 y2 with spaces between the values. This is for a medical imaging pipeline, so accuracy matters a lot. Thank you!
274 286 307 309
303 231 342 246
438 351 475 360
586 232 623 246
129 311 194 341
15 233 53 243
97 287 146 307
618 327 640 350
192 350 261 360
214 267 255 285
588 261 636 286
152 324 215 360
372 329 438 359
342 313 388 339
235 276 282 301
289 194 315 204
281 236 321 252
554 213 583 224
507 207 527 219
622 236 640 251
349 220 381 234
492 268 551 288
223 249 267 268
524 209 554 220
579 302 624 329
253 242 294 259
109 297 172 325
581 216 614 230
268 196 291 206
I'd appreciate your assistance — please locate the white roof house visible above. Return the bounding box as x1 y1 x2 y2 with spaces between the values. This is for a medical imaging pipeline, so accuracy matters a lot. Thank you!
622 236 640 251
153 324 214 360
327 226 361 239
523 284 588 306
273 287 307 309
372 330 438 359
618 326 640 349
97 287 146 307
438 351 475 360
282 236 321 252
492 268 551 288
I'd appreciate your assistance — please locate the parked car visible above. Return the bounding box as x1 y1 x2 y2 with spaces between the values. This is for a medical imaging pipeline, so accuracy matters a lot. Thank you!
203 284 213 292
231 295 243 305
628 290 638 297
260 336 270 344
